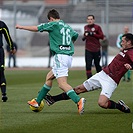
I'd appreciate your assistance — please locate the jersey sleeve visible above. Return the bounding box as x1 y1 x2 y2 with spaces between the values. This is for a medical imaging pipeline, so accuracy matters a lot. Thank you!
37 23 46 32
37 22 54 32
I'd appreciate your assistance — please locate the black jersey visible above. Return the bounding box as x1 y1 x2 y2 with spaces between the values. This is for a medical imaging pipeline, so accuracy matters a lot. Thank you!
0 21 14 50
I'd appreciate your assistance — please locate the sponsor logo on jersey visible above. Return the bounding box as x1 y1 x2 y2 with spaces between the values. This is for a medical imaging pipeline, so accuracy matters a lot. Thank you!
91 27 95 31
59 45 71 50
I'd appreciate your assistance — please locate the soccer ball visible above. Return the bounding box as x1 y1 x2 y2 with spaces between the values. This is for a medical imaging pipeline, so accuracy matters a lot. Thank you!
29 98 44 112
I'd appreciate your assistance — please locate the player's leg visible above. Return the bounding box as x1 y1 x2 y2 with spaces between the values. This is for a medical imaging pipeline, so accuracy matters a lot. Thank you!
45 92 70 105
93 51 102 73
98 95 130 113
54 54 86 114
98 72 130 113
45 70 108 106
0 66 8 102
44 84 87 106
13 54 16 67
36 70 55 103
57 76 86 114
0 70 7 98
44 71 102 106
45 71 102 106
85 50 93 79
28 70 55 107
0 48 8 102
57 77 80 102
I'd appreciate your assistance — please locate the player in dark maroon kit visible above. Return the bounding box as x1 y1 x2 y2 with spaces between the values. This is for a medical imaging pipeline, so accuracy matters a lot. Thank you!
44 33 133 113
82 15 104 79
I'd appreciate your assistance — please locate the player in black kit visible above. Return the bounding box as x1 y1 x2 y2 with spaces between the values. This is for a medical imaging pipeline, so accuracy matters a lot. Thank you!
0 20 16 102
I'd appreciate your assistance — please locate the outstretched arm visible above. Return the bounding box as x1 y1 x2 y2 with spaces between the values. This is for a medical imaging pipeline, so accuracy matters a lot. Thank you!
16 24 38 32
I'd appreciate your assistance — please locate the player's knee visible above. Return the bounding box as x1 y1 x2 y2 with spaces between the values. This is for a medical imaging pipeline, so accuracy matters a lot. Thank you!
98 100 107 108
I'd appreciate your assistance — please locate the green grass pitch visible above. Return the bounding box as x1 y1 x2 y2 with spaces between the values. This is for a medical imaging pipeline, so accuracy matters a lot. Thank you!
0 69 132 133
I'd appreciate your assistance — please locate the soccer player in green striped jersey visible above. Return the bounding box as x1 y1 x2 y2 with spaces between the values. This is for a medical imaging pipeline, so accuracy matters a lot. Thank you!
16 9 86 115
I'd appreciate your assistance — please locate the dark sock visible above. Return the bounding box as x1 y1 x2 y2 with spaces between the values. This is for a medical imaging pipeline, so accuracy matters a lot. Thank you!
52 92 70 102
51 87 81 102
107 100 116 109
107 100 124 111
86 70 92 79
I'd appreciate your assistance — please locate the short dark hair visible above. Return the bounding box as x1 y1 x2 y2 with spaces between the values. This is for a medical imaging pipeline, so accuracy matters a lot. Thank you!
122 33 133 45
47 9 60 20
87 15 95 19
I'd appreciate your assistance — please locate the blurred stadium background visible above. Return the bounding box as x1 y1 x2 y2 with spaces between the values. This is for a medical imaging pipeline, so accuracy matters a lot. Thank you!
0 0 133 67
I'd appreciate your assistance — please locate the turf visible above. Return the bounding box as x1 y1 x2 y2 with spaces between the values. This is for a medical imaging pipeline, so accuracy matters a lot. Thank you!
0 69 132 133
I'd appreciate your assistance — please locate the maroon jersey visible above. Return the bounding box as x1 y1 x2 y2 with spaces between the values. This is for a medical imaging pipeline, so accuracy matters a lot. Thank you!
84 24 104 52
103 48 133 84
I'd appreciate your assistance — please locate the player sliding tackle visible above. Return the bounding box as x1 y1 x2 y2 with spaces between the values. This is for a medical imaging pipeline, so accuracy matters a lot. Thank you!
44 33 133 113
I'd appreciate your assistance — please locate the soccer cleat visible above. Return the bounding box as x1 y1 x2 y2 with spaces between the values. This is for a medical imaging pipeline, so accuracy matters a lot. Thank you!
44 93 55 106
27 99 39 108
77 98 86 115
118 100 131 113
2 95 8 102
